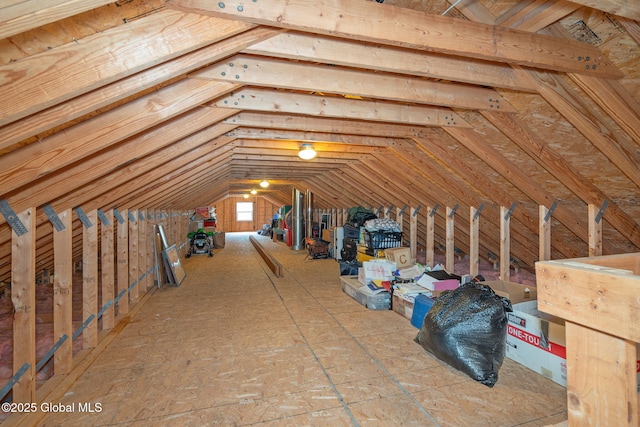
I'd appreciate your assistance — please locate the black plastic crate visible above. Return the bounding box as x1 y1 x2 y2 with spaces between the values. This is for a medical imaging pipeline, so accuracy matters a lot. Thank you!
363 230 402 255
343 224 361 240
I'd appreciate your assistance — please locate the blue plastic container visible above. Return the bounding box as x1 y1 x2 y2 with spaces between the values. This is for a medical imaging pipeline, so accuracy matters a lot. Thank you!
410 294 435 329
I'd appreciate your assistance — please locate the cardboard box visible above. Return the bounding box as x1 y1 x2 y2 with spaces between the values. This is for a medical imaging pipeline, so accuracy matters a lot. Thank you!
416 274 459 291
384 247 412 269
488 280 640 391
392 293 414 320
505 300 568 387
358 259 396 285
484 280 537 303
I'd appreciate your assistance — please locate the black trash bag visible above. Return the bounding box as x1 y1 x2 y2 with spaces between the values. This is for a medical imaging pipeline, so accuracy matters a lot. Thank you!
414 282 513 387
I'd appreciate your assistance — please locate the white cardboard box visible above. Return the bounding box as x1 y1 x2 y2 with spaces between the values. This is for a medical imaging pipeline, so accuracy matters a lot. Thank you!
486 280 640 391
506 300 568 387
506 299 640 391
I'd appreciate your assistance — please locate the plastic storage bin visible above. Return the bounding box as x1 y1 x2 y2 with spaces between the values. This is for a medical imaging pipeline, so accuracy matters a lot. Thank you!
340 276 390 310
411 293 435 329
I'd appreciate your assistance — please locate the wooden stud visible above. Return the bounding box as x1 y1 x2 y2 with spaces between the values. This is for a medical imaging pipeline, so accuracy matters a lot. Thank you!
500 205 511 282
446 206 455 273
116 211 129 315
11 208 36 403
469 206 480 276
100 209 115 330
588 203 603 257
425 206 435 268
138 210 147 295
53 208 73 374
539 205 551 262
82 209 98 349
409 207 417 263
129 210 139 304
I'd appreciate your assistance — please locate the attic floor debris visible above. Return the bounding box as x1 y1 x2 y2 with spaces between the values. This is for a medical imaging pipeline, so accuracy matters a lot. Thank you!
37 232 567 426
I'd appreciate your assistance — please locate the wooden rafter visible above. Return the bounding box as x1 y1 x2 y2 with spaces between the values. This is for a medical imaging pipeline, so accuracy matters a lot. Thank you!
168 0 622 78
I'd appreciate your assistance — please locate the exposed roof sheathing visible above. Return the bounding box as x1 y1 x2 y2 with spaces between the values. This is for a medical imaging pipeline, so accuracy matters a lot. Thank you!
1 0 639 279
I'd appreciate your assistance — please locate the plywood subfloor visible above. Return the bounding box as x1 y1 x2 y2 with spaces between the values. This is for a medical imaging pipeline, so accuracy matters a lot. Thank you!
38 232 567 426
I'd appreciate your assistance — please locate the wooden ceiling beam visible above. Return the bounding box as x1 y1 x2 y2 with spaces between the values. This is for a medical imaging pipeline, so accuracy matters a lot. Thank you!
565 0 640 20
193 55 517 112
243 32 536 92
0 9 252 127
223 112 432 138
0 0 114 39
495 0 580 32
445 126 596 251
225 128 397 146
169 0 622 78
482 110 640 251
214 87 471 128
410 136 581 259
0 27 281 152
0 79 239 198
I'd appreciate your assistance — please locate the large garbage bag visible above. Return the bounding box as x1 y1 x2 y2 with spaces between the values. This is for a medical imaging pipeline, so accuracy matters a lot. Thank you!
414 282 513 387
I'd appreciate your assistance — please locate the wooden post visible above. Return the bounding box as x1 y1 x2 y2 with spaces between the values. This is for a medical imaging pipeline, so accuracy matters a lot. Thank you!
445 206 455 273
11 208 36 403
82 209 98 349
425 205 435 267
129 209 139 304
500 205 510 281
147 209 155 291
539 205 551 262
588 203 602 257
409 207 417 263
138 210 147 294
469 206 480 276
100 209 115 330
53 209 73 374
396 206 404 233
117 210 129 315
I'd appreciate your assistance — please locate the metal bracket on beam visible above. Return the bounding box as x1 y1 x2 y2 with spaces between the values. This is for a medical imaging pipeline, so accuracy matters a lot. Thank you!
0 199 28 236
429 204 439 217
113 208 125 224
97 209 111 226
0 363 30 399
504 202 517 221
473 203 485 220
36 334 68 371
74 206 93 229
449 204 459 218
544 201 558 223
595 200 608 224
399 205 408 216
138 211 145 221
412 205 422 217
128 211 136 223
385 205 395 216
43 204 66 232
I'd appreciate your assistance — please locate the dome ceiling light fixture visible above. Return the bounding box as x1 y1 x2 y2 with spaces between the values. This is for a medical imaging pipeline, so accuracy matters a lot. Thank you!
298 143 317 160
259 180 269 188
250 189 257 195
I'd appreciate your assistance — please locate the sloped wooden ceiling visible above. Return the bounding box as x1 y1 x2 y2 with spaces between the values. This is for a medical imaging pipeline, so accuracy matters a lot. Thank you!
1 0 639 278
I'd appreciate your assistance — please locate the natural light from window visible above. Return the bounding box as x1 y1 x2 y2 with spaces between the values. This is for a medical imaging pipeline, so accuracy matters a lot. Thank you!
236 202 253 221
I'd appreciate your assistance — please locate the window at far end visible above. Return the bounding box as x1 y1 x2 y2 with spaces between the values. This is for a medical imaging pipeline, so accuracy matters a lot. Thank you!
236 202 253 222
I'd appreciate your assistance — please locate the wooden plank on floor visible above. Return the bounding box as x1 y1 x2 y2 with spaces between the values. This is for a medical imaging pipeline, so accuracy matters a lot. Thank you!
249 236 283 277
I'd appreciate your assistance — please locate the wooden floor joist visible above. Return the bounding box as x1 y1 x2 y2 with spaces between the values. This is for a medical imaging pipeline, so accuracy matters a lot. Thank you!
249 235 283 277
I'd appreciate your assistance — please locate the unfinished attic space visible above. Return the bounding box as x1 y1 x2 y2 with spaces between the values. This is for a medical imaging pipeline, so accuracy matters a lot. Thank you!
2 0 640 425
